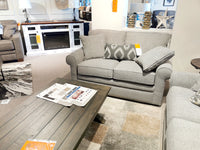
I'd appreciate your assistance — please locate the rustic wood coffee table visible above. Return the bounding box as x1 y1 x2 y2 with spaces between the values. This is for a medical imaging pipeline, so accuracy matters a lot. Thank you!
0 79 110 150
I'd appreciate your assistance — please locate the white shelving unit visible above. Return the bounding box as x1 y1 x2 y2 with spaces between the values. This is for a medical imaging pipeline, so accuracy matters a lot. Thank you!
22 21 84 56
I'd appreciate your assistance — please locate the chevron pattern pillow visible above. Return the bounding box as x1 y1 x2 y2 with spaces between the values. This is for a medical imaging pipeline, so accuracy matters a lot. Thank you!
105 44 136 61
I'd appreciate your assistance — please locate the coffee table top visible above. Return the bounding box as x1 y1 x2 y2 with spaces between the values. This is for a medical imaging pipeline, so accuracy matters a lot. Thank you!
0 79 110 150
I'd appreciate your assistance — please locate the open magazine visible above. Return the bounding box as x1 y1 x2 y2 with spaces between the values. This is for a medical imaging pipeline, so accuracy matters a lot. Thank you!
37 83 97 107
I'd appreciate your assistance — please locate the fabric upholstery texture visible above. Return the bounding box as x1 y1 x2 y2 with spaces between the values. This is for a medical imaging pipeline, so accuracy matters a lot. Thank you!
80 34 105 60
77 75 154 92
78 58 119 79
169 72 200 89
136 46 174 72
166 86 200 124
2 24 17 39
66 48 84 80
0 40 14 51
105 44 136 61
125 31 171 53
0 20 24 62
191 77 200 92
167 118 200 150
89 29 126 45
113 60 155 85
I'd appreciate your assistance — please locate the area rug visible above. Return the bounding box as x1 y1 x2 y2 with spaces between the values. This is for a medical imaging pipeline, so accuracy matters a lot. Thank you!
0 62 33 100
77 97 165 150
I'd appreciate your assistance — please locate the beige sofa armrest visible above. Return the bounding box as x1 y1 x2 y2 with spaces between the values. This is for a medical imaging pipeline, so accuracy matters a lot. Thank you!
169 72 199 89
66 48 84 80
11 31 24 61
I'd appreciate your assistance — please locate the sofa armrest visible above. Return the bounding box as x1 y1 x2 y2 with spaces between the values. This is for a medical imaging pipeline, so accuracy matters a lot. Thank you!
169 72 199 89
11 31 24 61
156 61 172 80
152 61 172 105
66 48 84 80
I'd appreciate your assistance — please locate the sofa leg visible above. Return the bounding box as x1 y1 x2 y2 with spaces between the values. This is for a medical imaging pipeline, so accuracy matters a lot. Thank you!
18 58 24 62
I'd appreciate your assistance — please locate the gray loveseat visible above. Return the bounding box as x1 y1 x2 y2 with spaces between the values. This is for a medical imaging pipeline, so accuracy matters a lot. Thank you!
0 20 24 62
66 29 173 106
166 72 200 150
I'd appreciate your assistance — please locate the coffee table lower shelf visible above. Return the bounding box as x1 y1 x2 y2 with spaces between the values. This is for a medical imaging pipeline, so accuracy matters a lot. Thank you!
0 80 110 150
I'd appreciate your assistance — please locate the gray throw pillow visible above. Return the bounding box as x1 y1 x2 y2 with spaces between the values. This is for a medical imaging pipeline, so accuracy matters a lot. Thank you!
80 34 105 60
105 44 136 61
2 24 17 39
191 78 200 92
136 46 175 72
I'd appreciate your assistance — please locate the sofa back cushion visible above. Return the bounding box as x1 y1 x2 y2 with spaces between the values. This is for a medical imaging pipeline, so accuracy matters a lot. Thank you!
0 20 17 26
125 31 171 53
89 29 126 45
80 34 105 60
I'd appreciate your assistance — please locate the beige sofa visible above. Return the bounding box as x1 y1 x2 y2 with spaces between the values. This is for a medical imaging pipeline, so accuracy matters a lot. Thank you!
66 29 173 106
0 20 24 62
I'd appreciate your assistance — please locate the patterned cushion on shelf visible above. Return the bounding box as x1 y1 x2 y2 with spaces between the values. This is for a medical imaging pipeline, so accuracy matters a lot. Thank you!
105 44 136 61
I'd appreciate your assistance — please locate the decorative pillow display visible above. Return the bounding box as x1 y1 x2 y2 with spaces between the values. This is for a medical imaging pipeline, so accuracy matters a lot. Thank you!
2 24 17 39
190 90 200 106
191 78 200 92
136 46 175 72
80 34 105 60
104 44 136 61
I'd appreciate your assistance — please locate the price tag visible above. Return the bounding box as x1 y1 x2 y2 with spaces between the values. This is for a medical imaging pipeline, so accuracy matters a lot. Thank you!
112 0 118 12
36 35 41 44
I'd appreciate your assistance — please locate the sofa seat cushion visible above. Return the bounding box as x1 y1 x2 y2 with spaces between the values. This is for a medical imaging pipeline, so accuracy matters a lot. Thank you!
167 86 200 124
167 118 200 150
113 60 155 85
78 58 119 79
0 40 14 51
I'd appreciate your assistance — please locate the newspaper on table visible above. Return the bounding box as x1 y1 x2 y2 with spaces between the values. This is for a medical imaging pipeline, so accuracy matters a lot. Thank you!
37 83 97 107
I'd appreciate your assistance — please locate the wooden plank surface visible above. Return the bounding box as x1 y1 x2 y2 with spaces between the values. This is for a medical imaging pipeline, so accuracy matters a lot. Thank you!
0 79 110 150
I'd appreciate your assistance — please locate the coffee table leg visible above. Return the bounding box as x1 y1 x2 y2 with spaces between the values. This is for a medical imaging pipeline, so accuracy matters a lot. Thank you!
94 113 106 124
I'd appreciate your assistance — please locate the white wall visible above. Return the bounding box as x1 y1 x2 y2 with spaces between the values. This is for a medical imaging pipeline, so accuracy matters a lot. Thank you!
0 0 75 23
92 0 128 30
170 0 200 72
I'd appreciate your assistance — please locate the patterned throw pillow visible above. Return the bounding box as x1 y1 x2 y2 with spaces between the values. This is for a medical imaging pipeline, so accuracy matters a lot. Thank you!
104 44 136 61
